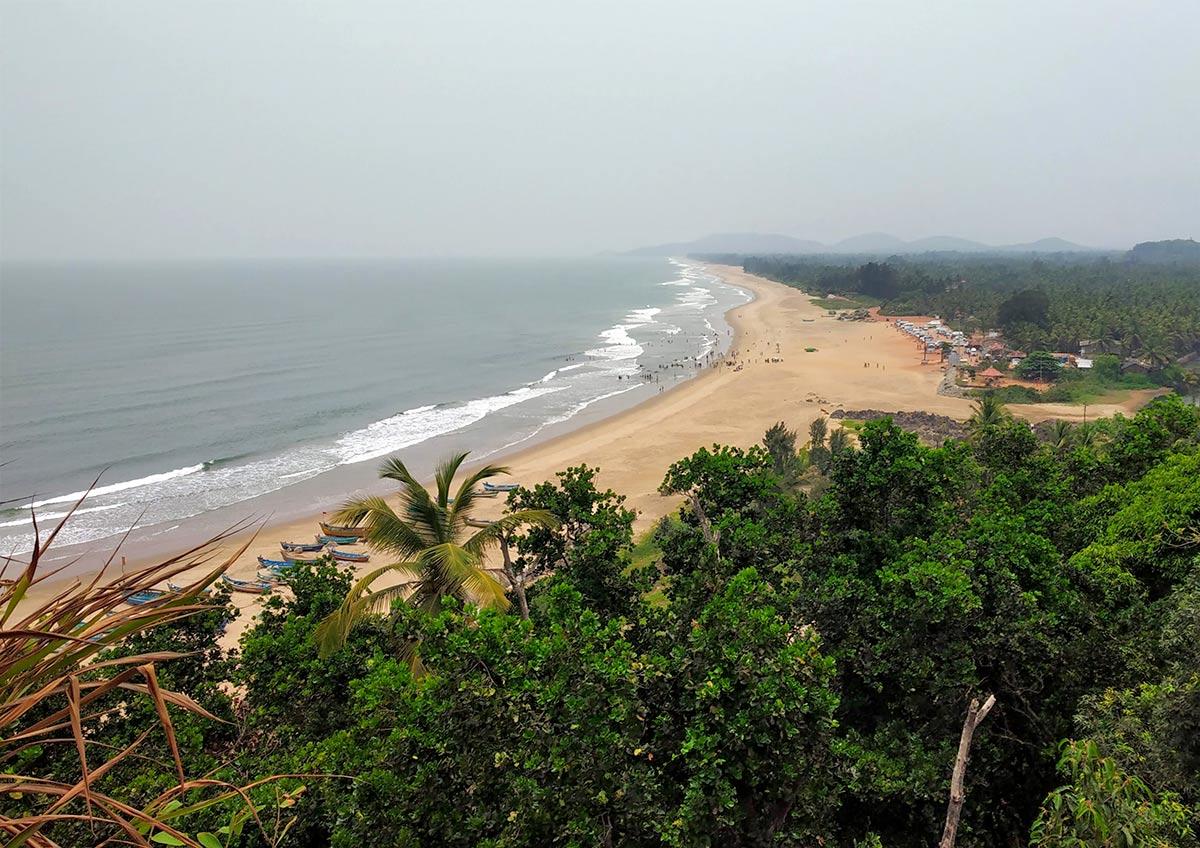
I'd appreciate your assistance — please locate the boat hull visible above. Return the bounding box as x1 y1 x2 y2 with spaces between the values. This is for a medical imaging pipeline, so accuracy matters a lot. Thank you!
124 589 166 605
221 575 272 594
281 550 324 563
319 522 368 540
258 556 295 569
281 541 327 553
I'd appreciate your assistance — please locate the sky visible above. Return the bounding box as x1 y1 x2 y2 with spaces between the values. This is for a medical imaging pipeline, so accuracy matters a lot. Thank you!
2 0 1198 260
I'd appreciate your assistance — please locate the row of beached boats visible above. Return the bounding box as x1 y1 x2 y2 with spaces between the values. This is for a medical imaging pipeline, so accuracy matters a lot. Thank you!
123 521 376 603
123 486 521 604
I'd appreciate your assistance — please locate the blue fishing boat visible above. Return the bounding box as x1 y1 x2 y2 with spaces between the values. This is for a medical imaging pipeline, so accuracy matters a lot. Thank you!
167 581 211 596
124 588 167 606
482 481 518 493
330 549 370 563
221 574 272 594
258 556 294 570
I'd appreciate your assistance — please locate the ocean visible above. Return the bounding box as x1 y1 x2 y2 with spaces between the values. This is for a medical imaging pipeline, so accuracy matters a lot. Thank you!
0 256 749 557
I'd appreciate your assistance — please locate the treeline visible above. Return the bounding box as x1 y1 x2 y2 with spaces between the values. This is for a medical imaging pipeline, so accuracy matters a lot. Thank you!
11 396 1200 846
736 254 1200 368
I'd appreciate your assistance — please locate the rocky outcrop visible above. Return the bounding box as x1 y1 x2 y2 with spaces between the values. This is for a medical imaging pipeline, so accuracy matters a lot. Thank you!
829 408 968 445
937 364 970 398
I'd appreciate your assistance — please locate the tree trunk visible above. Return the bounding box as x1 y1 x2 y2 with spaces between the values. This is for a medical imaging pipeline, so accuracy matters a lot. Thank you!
499 535 529 621
938 693 996 848
688 493 720 547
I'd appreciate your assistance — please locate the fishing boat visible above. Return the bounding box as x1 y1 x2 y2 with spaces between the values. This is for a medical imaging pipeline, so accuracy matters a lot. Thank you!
281 540 327 553
124 588 167 606
330 549 370 563
281 550 324 564
258 556 295 570
257 569 286 584
481 482 518 493
166 581 211 596
465 518 494 529
221 574 272 594
319 521 368 539
317 534 358 546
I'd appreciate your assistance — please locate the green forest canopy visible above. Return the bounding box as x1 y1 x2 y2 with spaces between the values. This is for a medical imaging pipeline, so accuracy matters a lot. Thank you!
724 253 1200 371
12 395 1200 847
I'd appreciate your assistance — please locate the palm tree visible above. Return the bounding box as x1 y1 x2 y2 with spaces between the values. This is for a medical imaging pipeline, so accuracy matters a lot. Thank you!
315 452 557 655
967 392 1010 435
1181 370 1200 406
1050 419 1074 451
1138 343 1173 371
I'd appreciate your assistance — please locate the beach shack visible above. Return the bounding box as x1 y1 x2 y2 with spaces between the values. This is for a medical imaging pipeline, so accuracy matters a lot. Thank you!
980 366 1004 386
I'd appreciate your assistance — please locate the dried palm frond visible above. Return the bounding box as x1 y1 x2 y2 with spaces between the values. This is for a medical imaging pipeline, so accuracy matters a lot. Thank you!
0 492 295 848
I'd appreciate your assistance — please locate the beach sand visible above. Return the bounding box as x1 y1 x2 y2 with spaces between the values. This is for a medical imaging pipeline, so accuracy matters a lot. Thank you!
19 264 1163 638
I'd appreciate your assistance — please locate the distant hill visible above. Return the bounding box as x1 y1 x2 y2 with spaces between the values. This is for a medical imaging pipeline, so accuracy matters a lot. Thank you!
906 235 991 252
1126 238 1200 264
624 232 827 257
625 232 1095 256
831 232 908 253
998 237 1091 253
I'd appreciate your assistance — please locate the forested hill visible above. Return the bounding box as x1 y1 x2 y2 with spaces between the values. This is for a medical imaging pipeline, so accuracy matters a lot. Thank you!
1127 238 1200 264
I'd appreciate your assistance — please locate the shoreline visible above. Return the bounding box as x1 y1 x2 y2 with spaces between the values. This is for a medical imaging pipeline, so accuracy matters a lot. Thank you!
16 264 1163 632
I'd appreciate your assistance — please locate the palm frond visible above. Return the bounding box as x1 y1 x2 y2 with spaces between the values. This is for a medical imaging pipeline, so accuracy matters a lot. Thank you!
419 543 509 612
377 456 421 489
377 457 447 540
462 509 559 556
0 501 304 847
331 497 430 556
434 452 472 506
314 562 422 656
446 462 511 526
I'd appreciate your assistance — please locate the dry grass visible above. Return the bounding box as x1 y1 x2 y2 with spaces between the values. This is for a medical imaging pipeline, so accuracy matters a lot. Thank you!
0 493 297 847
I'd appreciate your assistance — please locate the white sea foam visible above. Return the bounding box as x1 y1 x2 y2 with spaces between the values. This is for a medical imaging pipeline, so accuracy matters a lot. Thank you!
679 287 718 310
18 465 206 510
278 468 323 480
478 383 645 459
626 307 661 323
332 386 565 465
0 257 746 557
0 502 129 529
585 324 644 362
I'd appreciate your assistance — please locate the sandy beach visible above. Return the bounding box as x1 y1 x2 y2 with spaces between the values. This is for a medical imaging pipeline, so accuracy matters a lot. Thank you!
20 264 1162 634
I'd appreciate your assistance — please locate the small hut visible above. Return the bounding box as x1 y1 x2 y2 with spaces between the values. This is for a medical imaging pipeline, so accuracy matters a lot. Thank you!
979 366 1004 386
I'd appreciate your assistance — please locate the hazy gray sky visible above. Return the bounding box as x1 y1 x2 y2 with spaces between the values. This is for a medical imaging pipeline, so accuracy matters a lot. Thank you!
2 0 1197 259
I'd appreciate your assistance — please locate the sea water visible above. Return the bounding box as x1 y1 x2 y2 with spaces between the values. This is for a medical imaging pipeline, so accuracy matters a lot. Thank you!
0 257 748 556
